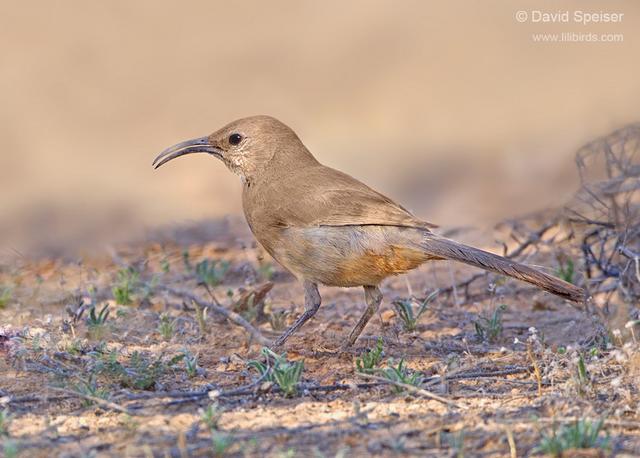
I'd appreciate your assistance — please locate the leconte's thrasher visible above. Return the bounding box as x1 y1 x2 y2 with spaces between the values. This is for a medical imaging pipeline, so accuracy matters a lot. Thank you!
153 116 585 348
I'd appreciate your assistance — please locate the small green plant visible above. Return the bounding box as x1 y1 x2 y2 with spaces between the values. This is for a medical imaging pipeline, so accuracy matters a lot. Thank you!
273 359 304 397
200 402 223 430
355 337 384 374
125 351 183 390
201 400 231 457
474 304 507 343
377 359 421 393
0 408 13 436
91 349 182 390
62 337 85 355
112 267 140 305
158 313 176 341
536 418 609 457
0 286 12 308
195 259 230 287
182 250 192 270
391 290 438 331
577 354 589 384
86 304 110 338
572 353 592 396
90 348 122 377
74 375 109 406
248 357 271 380
278 448 298 458
211 432 234 457
161 256 171 273
248 348 304 397
193 300 208 336
2 440 18 458
556 258 575 284
182 349 199 378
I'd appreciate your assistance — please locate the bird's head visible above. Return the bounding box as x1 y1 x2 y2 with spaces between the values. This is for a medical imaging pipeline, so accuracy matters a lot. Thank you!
153 115 315 183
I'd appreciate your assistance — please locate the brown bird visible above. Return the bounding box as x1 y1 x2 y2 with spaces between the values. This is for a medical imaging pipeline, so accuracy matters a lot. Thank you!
153 116 585 348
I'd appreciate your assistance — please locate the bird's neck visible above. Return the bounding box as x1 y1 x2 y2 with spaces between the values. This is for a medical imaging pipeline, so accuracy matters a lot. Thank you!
247 145 320 187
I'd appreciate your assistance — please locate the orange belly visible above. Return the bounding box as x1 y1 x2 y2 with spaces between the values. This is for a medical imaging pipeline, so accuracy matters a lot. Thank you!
331 245 429 286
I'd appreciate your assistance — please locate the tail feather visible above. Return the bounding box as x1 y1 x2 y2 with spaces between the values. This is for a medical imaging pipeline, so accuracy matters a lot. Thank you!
422 235 586 303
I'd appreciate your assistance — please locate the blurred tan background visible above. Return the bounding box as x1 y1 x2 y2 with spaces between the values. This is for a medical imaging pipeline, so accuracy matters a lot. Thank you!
1 0 639 254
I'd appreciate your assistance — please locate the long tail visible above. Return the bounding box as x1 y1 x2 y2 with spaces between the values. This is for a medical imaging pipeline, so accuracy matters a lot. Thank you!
421 235 586 303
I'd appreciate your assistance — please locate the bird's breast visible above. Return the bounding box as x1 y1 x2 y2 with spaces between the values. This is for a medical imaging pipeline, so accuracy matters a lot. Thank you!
242 186 288 258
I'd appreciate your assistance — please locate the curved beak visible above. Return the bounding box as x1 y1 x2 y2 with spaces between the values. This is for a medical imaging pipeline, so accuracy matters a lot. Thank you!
152 136 223 169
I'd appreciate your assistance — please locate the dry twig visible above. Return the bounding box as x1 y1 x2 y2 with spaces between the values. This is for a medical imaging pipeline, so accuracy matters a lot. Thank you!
357 372 460 408
157 285 270 346
46 386 135 415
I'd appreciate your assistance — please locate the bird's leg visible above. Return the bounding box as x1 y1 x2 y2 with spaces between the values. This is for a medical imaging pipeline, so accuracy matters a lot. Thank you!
272 280 321 348
344 285 383 348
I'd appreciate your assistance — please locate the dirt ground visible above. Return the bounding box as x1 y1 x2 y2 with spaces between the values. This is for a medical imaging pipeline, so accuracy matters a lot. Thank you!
1 214 639 458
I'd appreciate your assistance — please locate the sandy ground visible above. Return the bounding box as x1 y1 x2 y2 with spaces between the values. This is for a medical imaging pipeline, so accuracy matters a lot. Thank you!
1 216 639 457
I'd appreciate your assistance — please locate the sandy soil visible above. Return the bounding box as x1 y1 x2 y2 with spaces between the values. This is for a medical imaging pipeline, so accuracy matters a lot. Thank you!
1 218 638 457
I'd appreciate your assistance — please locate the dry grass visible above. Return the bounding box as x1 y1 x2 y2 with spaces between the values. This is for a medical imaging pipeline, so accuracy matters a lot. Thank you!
1 126 639 457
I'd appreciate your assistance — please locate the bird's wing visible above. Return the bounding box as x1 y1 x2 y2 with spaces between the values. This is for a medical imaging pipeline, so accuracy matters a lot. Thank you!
271 165 438 230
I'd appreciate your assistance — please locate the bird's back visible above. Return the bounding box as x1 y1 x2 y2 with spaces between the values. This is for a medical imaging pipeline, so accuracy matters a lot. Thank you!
242 163 437 285
244 163 436 231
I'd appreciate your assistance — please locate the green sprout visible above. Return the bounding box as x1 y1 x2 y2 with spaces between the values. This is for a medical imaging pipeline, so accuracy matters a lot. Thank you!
182 349 199 378
201 402 223 430
91 350 183 390
0 286 12 308
160 256 171 273
86 304 110 339
391 290 438 331
474 304 507 343
195 259 230 287
355 338 384 374
377 359 421 393
112 267 140 305
74 375 109 407
573 353 592 396
248 348 304 397
158 313 176 341
536 418 609 457
0 408 13 436
87 304 110 327
556 257 575 284
211 432 234 457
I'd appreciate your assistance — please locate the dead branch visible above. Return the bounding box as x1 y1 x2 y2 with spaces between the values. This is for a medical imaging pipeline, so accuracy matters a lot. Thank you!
46 386 135 415
356 373 460 408
156 284 271 346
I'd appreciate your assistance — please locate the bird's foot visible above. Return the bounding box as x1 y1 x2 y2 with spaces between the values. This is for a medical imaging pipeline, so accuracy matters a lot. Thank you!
314 344 342 355
310 345 354 360
269 337 286 350
339 343 360 356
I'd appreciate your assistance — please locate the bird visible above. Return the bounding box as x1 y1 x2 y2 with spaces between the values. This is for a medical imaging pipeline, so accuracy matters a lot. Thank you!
153 115 585 348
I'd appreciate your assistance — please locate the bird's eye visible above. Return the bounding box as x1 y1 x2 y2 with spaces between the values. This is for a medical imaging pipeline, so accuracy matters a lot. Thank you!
228 133 243 145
